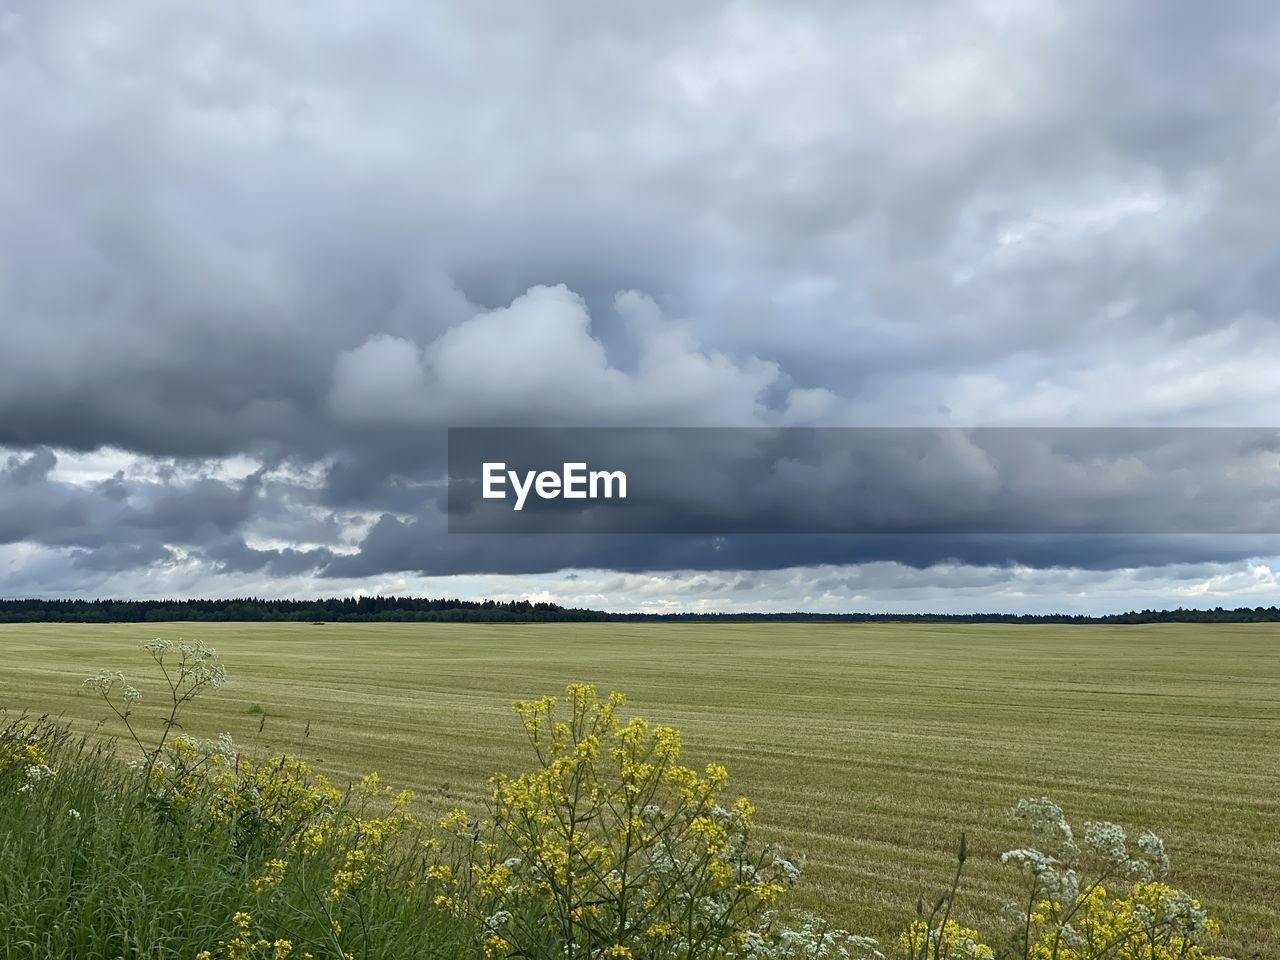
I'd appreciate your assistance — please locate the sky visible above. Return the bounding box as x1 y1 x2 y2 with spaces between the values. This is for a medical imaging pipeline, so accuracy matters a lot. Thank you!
2 0 1280 614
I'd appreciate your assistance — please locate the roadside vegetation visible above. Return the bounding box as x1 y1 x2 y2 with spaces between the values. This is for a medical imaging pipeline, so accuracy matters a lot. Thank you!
1 640 1231 959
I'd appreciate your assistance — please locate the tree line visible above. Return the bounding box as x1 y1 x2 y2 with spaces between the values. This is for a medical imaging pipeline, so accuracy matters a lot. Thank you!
610 606 1280 623
0 597 609 623
1 597 1279 623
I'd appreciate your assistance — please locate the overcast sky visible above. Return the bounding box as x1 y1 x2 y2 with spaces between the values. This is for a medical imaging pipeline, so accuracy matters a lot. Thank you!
3 0 1280 613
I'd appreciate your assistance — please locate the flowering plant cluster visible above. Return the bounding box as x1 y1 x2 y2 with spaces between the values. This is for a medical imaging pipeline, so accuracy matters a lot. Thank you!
435 683 807 960
0 641 1236 960
900 918 994 960
996 798 1226 960
83 637 226 781
1 716 60 796
169 683 823 960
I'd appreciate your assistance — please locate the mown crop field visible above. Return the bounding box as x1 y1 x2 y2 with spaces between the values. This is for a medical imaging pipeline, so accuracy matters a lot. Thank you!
2 621 1276 957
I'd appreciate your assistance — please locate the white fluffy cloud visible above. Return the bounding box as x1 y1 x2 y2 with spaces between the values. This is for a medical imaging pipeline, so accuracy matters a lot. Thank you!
329 285 813 427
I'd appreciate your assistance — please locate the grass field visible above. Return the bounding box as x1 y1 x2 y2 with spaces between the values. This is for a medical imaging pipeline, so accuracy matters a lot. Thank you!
2 621 1277 957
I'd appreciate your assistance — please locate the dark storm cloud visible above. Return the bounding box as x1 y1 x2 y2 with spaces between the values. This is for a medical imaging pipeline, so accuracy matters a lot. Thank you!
201 537 336 577
324 510 1280 579
447 428 1280 535
11 442 1278 589
2 0 1280 593
70 542 176 573
0 448 332 576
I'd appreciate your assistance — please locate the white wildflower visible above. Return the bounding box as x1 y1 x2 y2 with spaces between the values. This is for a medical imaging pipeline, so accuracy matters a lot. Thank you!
1009 797 1074 844
1137 829 1170 875
1001 847 1058 875
82 671 140 704
1000 848 1079 901
215 732 237 761
737 930 770 958
1161 888 1216 937
483 910 512 930
772 856 801 883
1082 820 1131 869
764 914 885 960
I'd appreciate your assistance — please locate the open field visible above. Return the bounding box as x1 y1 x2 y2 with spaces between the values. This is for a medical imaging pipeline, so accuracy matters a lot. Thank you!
2 621 1277 957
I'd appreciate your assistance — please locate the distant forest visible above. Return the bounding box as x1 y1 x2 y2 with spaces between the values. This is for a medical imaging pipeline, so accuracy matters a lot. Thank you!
0 597 610 623
2 597 1280 624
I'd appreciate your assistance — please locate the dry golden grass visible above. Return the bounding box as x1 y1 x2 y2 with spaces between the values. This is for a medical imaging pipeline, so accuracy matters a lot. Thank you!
2 620 1276 957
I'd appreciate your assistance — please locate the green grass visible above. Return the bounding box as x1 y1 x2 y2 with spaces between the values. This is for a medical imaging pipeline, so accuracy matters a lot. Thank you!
3 621 1277 958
